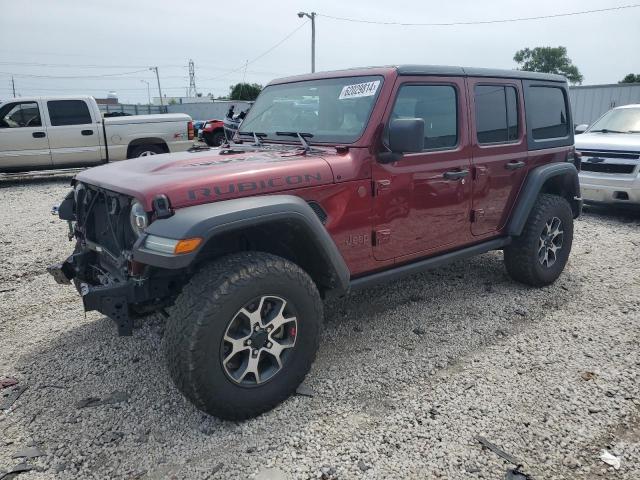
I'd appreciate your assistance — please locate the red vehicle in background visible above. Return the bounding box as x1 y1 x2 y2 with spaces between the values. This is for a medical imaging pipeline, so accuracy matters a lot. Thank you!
199 119 225 147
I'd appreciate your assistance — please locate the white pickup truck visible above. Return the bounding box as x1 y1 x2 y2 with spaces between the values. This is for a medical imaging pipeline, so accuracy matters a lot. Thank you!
0 96 194 173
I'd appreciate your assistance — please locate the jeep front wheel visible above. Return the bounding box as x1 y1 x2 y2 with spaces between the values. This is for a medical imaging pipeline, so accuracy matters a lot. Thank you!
504 193 574 287
164 252 323 420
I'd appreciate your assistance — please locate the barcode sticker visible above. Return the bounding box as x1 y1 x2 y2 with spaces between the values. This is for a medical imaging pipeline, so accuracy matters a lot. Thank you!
338 80 380 100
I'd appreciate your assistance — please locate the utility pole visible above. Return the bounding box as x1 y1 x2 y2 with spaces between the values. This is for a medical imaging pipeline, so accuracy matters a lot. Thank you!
188 59 197 97
149 66 163 106
140 80 151 105
11 76 16 97
297 11 316 73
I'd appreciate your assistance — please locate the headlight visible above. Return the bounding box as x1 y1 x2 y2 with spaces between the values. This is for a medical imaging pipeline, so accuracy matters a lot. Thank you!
129 200 148 236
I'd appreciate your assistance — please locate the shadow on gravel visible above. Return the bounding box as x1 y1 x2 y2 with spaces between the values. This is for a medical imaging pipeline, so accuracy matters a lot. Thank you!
582 203 640 223
0 175 74 189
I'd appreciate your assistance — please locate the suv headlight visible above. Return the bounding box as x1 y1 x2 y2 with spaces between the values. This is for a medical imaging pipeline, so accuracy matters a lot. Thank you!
130 200 148 236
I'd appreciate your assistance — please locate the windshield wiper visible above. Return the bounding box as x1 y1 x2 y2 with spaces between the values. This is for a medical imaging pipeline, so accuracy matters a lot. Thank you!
590 128 626 134
275 131 314 152
238 131 267 146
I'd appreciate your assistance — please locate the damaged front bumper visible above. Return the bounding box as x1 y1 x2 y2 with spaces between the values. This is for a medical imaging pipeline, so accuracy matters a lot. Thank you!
47 250 177 336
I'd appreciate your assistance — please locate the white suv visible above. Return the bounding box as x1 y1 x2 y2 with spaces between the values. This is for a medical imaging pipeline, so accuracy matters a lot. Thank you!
575 104 640 207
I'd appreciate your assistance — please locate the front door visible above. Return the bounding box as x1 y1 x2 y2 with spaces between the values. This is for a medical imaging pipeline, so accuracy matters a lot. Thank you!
467 79 528 235
372 77 473 261
0 101 52 171
45 99 102 166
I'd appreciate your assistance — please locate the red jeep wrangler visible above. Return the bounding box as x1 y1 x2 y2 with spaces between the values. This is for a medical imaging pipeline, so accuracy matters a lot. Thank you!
50 66 582 419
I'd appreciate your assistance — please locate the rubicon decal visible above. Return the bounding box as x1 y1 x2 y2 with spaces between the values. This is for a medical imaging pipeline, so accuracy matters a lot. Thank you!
187 173 323 200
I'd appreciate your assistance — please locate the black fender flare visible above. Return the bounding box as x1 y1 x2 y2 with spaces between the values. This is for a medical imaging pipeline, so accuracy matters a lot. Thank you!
507 162 581 237
132 195 350 295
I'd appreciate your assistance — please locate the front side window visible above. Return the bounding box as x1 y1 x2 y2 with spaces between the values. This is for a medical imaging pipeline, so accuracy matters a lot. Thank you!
390 85 458 150
0 102 42 128
47 100 92 126
239 75 383 144
528 87 568 140
475 85 519 144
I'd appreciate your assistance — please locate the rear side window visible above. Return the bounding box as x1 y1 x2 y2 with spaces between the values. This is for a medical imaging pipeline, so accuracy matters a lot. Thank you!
48 100 92 126
474 85 519 144
528 87 568 140
390 85 458 150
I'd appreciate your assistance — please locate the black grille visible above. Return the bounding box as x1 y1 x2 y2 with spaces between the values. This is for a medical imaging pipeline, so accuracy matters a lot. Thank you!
580 162 636 174
307 201 328 224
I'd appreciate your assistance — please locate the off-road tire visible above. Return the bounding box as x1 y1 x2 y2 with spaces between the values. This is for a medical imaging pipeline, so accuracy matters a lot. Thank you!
164 252 323 420
504 193 573 287
129 144 164 158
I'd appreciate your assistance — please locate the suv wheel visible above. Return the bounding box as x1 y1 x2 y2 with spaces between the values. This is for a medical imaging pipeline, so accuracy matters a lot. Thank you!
164 252 322 420
504 193 574 287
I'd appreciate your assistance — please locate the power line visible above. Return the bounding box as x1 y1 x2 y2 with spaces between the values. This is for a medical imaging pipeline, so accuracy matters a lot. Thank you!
200 20 308 82
0 60 284 76
0 69 150 79
316 3 640 26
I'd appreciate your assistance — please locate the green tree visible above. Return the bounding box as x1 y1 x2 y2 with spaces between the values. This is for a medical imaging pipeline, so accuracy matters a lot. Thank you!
514 46 583 85
619 73 640 83
229 83 263 101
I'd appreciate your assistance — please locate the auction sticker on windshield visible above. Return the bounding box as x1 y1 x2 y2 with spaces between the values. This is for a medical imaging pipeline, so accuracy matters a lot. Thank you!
338 80 380 100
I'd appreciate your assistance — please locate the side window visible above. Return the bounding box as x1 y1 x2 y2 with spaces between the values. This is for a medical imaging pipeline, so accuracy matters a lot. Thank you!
47 100 92 126
390 85 457 150
474 85 519 144
528 87 568 140
0 102 42 128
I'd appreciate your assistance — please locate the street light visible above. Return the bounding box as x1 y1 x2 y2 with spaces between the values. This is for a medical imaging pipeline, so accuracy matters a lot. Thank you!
140 80 151 105
297 11 316 73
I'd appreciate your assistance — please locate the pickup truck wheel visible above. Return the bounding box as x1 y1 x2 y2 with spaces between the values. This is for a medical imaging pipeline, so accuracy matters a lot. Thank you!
504 194 573 287
164 252 322 420
130 144 164 158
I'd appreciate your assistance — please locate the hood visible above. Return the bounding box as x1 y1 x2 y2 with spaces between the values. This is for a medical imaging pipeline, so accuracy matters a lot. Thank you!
75 148 335 210
575 132 640 152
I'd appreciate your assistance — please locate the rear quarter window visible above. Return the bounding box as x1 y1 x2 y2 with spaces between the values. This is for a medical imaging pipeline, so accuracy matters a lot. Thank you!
528 87 568 140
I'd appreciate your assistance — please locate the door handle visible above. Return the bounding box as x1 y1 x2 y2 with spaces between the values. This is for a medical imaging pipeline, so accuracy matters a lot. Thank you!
81 130 94 136
443 169 469 180
505 160 526 170
32 131 46 138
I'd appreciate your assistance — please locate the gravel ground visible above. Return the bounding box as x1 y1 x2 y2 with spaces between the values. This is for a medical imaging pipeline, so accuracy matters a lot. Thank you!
1 178 639 480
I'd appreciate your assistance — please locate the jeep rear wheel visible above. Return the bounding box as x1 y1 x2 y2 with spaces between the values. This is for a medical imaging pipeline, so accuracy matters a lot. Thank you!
164 252 322 420
504 193 574 287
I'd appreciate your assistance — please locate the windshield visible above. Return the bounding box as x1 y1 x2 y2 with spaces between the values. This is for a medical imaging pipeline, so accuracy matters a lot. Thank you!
238 75 383 144
589 107 640 133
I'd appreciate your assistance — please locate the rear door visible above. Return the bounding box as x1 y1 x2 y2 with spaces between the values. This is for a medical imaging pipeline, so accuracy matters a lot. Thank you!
467 78 528 236
372 76 473 261
0 100 52 171
45 99 102 166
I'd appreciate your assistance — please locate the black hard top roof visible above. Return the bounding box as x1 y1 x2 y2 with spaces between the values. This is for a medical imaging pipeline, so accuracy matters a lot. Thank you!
270 65 567 85
396 65 567 82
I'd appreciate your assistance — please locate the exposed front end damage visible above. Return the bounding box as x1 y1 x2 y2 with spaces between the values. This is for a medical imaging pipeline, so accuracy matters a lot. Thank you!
48 182 187 335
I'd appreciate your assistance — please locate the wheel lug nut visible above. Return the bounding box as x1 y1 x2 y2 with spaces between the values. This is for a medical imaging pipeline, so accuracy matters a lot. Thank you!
246 339 252 346
266 342 272 349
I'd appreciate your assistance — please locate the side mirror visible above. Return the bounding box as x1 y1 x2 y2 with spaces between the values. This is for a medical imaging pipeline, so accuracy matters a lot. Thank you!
389 118 425 153
575 124 589 134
